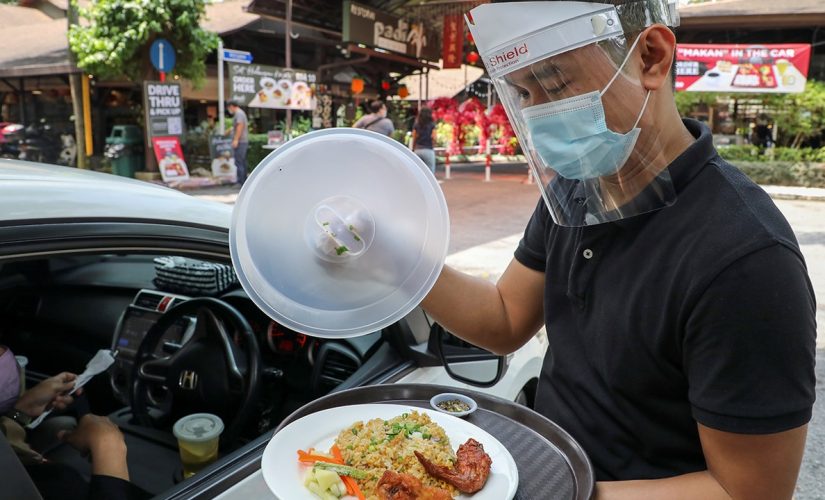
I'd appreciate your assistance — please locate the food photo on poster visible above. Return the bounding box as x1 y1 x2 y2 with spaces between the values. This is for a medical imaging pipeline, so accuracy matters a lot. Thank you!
229 63 317 110
209 136 237 182
151 136 190 183
676 43 812 93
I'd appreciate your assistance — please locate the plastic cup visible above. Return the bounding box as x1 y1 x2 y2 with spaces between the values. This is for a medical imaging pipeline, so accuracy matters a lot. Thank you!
15 356 27 394
173 413 224 478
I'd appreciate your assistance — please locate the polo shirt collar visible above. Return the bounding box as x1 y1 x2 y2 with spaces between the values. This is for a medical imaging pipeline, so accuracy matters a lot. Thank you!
608 118 718 230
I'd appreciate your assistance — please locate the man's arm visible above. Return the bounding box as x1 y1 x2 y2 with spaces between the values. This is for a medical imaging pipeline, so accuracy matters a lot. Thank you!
596 424 807 500
421 259 545 355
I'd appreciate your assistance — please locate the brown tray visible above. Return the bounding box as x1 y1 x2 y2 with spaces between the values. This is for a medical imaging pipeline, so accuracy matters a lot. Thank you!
275 383 594 500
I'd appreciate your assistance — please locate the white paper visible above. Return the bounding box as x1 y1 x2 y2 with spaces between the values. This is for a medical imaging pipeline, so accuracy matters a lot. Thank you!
27 349 116 429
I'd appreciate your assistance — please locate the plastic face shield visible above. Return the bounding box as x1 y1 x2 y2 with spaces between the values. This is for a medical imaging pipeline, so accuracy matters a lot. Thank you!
467 1 680 226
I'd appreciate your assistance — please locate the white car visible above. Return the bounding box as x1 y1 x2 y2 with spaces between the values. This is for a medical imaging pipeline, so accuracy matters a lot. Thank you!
0 161 545 497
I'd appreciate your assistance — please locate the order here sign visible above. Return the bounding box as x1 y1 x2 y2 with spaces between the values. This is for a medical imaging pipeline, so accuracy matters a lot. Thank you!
675 43 812 94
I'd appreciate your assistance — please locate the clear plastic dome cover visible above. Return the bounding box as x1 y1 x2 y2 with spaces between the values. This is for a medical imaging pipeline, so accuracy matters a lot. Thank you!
230 128 450 338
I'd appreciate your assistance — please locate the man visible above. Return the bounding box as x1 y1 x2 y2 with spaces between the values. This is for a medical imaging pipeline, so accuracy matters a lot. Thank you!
423 1 816 498
226 101 249 184
353 100 395 137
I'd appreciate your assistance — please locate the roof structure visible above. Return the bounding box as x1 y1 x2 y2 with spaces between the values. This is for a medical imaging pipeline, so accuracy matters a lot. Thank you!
678 0 825 28
0 3 53 27
0 0 260 79
399 62 484 101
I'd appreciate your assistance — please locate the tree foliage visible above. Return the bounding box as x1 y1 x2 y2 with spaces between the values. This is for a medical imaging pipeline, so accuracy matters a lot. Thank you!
675 80 825 147
68 0 219 85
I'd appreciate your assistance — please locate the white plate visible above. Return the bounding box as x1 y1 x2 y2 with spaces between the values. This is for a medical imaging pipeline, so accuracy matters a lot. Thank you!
261 404 518 499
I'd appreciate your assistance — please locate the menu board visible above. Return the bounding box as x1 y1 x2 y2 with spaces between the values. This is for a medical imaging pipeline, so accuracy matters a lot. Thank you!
676 44 811 93
229 63 317 110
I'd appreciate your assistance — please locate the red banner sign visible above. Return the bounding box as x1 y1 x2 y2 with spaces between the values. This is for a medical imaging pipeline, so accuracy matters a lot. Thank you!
442 14 463 69
676 43 811 93
152 136 190 183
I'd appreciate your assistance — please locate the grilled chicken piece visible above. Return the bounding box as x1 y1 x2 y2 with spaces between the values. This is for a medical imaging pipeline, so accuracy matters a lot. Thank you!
375 470 452 500
414 438 492 494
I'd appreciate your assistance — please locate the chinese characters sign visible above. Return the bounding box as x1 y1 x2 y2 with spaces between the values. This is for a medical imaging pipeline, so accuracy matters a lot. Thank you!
343 0 438 61
229 63 317 110
442 14 463 69
676 44 811 93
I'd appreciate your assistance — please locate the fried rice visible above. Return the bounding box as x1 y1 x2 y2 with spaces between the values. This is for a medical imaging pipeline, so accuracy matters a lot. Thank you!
334 411 458 498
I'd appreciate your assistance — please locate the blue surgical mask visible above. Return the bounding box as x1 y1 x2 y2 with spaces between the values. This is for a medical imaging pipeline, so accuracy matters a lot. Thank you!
521 38 650 181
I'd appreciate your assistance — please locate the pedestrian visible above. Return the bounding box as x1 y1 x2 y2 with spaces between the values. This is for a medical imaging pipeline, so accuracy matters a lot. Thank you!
352 100 394 137
423 1 815 498
226 101 249 185
411 107 437 175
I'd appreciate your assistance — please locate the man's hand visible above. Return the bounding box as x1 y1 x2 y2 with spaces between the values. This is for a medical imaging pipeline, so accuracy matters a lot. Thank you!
232 139 239 149
59 414 129 480
15 372 81 417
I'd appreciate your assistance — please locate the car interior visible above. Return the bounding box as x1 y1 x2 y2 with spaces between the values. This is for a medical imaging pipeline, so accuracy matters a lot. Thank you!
0 251 435 495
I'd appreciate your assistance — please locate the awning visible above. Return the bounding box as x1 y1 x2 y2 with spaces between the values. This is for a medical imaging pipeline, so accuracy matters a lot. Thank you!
0 0 260 80
399 61 484 101
679 0 825 28
0 19 76 79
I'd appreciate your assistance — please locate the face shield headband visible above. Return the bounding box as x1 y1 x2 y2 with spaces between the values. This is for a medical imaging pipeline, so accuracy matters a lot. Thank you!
467 0 680 227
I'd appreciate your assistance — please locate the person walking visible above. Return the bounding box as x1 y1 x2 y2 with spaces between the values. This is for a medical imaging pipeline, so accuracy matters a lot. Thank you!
226 101 249 185
353 100 394 137
411 107 437 175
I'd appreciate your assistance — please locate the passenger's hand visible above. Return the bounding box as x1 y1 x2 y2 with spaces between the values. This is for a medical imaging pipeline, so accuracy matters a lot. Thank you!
58 414 129 480
15 372 81 417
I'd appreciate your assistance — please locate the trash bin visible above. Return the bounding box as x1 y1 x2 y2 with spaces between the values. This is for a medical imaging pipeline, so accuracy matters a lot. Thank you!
105 125 144 178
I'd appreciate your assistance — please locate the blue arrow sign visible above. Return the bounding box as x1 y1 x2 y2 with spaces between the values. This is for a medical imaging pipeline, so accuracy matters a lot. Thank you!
222 49 253 64
150 38 176 73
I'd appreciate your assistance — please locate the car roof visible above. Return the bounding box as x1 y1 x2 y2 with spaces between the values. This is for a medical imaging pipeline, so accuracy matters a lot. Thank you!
0 160 232 230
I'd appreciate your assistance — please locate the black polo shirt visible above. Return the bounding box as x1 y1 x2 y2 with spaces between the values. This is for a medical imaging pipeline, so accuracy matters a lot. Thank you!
515 119 817 481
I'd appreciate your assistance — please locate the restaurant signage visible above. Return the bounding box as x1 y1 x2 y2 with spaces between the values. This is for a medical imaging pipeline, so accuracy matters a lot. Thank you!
229 63 317 110
675 43 811 93
343 0 438 61
152 136 189 183
442 14 463 69
143 82 184 137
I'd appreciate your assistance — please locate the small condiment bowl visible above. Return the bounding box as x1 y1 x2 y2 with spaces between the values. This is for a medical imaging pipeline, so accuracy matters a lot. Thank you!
430 393 478 418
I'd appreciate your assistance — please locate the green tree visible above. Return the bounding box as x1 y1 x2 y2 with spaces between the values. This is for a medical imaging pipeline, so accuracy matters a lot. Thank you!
68 0 219 85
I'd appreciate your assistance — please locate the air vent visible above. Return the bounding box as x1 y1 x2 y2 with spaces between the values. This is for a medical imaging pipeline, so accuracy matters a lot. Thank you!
313 344 361 394
134 291 163 311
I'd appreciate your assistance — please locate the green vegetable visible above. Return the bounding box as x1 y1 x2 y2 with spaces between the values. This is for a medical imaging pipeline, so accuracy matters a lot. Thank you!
335 245 349 255
351 428 358 435
313 462 367 479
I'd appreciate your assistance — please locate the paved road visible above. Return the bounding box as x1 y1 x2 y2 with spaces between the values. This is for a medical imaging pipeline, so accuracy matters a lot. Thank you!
193 165 825 497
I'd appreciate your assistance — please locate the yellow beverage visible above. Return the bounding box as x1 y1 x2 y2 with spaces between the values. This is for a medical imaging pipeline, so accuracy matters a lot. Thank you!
173 413 224 479
775 59 790 76
178 438 219 478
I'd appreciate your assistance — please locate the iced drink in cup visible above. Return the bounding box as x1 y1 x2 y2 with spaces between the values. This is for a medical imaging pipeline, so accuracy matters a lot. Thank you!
173 413 224 478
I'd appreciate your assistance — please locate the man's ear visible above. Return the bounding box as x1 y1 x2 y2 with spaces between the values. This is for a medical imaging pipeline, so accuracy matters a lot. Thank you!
637 24 676 91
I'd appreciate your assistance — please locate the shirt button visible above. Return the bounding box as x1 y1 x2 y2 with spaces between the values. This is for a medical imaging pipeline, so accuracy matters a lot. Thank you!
583 249 594 259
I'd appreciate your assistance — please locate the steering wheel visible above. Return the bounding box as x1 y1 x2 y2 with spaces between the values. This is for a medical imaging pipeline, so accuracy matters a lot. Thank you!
130 298 261 446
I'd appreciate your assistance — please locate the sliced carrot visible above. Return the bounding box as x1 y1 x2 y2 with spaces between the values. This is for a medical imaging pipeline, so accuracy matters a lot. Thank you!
330 444 344 462
341 475 355 495
341 475 364 500
297 451 343 464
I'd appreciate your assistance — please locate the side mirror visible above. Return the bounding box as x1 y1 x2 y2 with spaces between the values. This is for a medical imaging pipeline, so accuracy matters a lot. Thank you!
430 323 508 388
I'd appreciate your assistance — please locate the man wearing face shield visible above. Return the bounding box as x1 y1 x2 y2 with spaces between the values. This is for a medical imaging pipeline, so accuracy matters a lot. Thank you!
422 1 816 498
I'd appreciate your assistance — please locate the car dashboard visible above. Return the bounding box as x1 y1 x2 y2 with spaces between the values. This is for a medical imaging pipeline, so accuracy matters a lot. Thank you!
109 288 382 430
